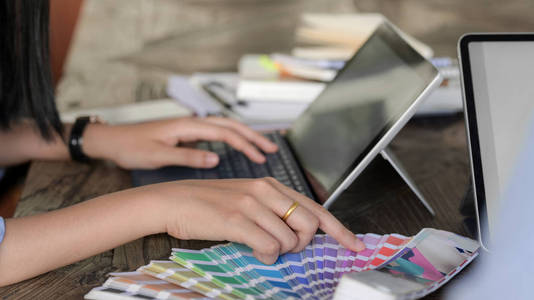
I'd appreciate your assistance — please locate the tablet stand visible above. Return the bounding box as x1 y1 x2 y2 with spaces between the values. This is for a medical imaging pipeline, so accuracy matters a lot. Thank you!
380 148 435 216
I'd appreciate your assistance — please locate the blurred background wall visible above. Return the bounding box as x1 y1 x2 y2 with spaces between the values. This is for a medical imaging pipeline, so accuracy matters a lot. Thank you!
49 0 534 111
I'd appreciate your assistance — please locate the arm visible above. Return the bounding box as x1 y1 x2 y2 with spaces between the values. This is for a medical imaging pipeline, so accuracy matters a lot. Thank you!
0 121 70 166
0 116 365 286
0 186 165 286
0 116 278 169
0 178 365 287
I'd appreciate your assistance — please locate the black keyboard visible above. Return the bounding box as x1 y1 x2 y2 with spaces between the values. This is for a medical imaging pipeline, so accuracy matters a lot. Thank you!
196 132 314 199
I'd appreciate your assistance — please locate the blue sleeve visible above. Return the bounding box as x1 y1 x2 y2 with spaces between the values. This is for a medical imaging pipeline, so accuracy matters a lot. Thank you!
0 217 5 245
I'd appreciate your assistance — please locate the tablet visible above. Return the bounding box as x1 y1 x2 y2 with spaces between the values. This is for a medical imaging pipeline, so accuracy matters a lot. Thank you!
289 20 442 207
458 34 534 250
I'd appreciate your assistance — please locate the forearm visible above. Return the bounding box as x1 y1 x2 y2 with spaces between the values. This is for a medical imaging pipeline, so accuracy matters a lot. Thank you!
0 186 167 286
0 121 70 166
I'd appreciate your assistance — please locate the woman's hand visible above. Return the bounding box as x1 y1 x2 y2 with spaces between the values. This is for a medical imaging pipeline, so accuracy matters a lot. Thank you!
144 177 365 264
0 176 365 286
82 117 278 169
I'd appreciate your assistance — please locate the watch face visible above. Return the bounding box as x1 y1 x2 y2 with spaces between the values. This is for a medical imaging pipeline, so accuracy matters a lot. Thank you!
69 116 97 162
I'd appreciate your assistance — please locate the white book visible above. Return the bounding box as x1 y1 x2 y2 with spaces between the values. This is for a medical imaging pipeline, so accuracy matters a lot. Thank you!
187 73 301 129
276 62 337 82
415 85 463 116
295 26 371 48
238 54 337 82
296 13 434 59
232 101 308 121
237 80 325 103
271 53 345 70
292 46 356 61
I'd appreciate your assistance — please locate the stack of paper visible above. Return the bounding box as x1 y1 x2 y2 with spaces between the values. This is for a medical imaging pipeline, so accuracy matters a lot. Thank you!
234 54 329 125
416 57 463 116
85 229 479 300
166 13 437 128
234 13 432 107
167 73 300 131
293 13 433 60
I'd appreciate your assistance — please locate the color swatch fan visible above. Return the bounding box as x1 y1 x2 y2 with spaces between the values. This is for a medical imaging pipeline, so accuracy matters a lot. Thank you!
333 229 480 299
85 229 479 300
169 233 413 299
84 271 210 300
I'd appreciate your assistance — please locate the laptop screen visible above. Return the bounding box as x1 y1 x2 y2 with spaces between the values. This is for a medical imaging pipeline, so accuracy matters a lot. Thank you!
465 39 534 242
287 22 437 203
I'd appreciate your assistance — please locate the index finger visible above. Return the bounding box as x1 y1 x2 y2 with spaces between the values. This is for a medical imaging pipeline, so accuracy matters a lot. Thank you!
202 117 278 153
176 119 267 163
265 178 365 252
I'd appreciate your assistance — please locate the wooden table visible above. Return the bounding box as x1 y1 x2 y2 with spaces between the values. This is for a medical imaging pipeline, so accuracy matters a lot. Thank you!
0 115 477 299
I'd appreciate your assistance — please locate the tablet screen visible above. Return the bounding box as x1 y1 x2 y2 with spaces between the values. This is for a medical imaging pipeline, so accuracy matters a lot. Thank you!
467 40 534 239
287 22 437 203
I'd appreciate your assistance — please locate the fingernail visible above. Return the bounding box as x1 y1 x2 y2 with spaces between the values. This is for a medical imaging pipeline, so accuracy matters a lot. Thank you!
256 253 277 265
256 154 266 163
354 239 366 252
205 153 219 166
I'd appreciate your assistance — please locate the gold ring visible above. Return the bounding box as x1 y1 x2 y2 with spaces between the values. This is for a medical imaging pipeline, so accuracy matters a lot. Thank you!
282 201 299 222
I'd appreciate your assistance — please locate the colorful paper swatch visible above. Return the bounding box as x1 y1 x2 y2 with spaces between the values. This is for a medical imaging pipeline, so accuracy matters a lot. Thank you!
85 229 479 300
372 228 480 298
139 261 241 300
169 233 413 299
84 271 209 300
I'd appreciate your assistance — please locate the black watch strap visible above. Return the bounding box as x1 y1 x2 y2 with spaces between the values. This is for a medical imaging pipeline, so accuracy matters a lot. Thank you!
69 116 96 162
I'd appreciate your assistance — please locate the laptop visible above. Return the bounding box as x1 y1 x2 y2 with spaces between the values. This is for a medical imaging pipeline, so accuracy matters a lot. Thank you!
132 21 441 208
458 33 534 250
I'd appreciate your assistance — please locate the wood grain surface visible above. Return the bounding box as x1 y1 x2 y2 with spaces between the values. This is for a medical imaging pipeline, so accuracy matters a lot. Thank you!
0 116 476 299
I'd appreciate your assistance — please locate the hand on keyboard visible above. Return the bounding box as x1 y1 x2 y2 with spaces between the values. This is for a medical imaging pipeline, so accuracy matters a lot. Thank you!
82 116 278 169
196 132 314 198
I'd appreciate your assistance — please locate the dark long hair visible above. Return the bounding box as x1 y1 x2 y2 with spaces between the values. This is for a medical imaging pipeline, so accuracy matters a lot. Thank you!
0 0 63 140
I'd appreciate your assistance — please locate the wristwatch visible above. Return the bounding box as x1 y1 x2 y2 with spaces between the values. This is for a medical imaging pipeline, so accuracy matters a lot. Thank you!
68 116 102 162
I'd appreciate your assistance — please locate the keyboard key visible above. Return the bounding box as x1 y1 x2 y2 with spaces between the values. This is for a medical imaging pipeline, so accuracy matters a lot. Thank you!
196 132 314 199
250 162 270 178
227 146 253 178
201 168 219 179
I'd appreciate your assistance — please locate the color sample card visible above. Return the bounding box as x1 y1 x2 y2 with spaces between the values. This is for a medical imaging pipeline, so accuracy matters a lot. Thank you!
139 261 241 300
375 228 480 299
84 271 209 300
85 229 479 300
169 233 418 299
